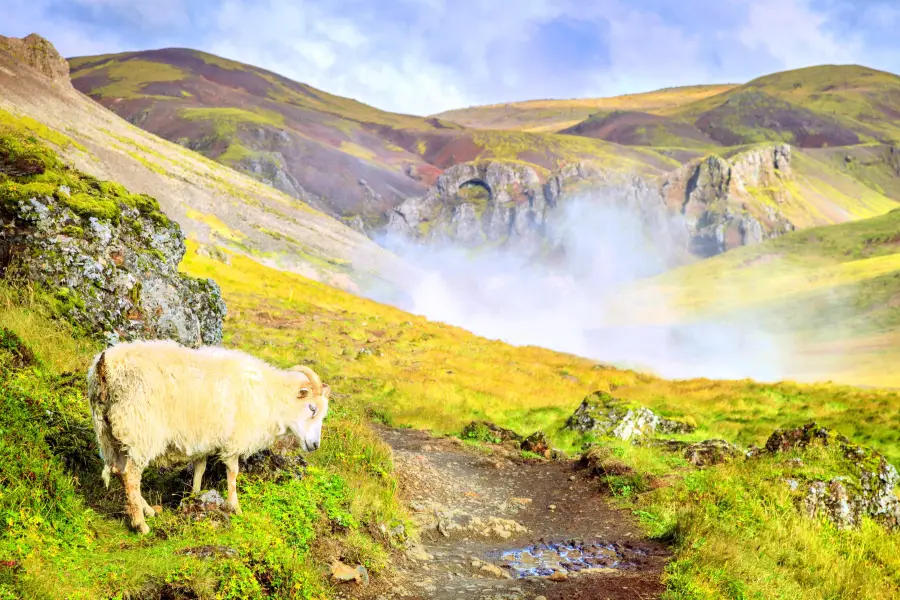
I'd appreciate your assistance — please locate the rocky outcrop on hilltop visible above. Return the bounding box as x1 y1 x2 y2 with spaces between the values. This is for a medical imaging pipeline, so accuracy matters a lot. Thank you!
0 131 225 346
0 33 70 84
383 144 798 260
661 144 795 257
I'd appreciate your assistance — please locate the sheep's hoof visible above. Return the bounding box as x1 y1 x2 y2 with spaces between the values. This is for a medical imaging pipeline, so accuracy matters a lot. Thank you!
228 504 243 516
135 522 150 535
142 505 156 518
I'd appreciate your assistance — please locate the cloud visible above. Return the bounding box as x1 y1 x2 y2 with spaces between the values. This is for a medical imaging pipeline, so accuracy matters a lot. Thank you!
0 0 896 114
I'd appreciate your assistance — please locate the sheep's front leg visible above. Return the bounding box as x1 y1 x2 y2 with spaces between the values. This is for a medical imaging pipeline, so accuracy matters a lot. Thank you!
121 458 150 534
192 456 207 494
224 456 242 515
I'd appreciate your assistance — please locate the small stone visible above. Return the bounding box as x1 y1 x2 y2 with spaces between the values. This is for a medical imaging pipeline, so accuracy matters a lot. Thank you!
548 571 568 582
548 505 557 511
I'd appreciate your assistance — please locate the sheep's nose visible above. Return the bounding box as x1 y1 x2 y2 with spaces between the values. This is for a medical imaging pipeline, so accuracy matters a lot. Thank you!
308 440 320 451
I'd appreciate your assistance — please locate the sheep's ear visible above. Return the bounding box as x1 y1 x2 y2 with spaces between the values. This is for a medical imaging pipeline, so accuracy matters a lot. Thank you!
298 387 311 399
322 383 331 399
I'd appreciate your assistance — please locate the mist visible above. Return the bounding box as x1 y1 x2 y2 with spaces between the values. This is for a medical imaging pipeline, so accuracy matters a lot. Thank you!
367 191 795 382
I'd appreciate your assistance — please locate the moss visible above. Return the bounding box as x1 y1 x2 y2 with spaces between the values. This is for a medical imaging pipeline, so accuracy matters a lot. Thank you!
0 181 56 208
60 225 84 237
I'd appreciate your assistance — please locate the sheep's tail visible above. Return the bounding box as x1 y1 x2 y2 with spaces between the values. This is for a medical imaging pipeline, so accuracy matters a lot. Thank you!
87 351 117 489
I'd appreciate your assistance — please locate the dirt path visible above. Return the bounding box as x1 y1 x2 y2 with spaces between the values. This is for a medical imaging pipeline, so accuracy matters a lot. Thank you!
351 427 669 600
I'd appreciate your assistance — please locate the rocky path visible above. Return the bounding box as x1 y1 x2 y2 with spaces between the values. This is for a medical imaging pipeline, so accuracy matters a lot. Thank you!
352 427 669 600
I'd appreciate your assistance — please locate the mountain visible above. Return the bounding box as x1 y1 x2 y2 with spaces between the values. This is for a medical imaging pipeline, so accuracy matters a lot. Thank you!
67 48 900 263
0 34 407 291
67 48 674 228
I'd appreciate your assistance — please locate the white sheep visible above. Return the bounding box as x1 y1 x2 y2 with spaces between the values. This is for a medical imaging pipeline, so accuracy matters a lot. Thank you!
87 339 331 534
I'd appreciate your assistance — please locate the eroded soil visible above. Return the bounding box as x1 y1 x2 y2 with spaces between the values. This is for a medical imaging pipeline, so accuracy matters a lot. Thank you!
349 427 669 600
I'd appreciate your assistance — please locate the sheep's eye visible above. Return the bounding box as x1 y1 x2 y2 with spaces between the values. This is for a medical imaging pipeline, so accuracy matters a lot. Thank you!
308 403 317 416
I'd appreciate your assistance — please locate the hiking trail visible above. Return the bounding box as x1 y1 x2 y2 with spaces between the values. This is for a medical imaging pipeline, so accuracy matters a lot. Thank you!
348 427 669 600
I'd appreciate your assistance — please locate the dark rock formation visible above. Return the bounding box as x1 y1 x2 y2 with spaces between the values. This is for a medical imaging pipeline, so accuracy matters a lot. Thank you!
461 421 524 444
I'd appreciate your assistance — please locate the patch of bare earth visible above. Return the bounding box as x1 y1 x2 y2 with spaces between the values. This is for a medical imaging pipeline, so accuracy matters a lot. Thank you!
347 427 668 600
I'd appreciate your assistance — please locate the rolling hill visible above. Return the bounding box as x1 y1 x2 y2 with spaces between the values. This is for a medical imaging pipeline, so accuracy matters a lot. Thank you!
443 65 900 151
434 85 738 132
0 34 408 291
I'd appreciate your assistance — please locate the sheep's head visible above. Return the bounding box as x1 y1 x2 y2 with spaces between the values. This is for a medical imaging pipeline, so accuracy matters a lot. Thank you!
286 366 331 451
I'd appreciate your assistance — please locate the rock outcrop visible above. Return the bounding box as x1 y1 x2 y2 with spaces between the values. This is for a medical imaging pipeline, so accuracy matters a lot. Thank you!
383 160 689 260
565 391 695 440
0 132 225 346
765 422 900 531
660 144 795 257
0 33 70 84
383 146 797 260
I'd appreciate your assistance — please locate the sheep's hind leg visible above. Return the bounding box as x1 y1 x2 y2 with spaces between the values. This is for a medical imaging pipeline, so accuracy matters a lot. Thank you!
121 458 150 534
192 456 207 494
223 455 242 516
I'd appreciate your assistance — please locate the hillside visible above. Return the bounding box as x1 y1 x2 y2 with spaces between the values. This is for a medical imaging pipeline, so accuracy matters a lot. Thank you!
610 206 900 389
68 49 675 226
3 36 900 599
0 34 407 291
434 85 738 132
444 66 900 152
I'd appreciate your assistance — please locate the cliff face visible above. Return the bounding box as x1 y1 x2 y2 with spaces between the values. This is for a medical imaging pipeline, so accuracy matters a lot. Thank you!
382 144 797 261
661 144 795 257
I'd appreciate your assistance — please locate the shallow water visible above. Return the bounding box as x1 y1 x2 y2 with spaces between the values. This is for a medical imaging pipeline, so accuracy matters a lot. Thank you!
490 539 642 578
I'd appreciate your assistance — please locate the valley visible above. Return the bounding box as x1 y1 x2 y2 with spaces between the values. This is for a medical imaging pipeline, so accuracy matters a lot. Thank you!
0 28 899 600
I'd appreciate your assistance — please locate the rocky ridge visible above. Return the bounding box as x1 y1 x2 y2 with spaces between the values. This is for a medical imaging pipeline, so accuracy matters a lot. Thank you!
382 144 797 260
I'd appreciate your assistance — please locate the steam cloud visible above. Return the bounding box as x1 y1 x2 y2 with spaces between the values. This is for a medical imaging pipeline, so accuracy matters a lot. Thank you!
368 192 795 382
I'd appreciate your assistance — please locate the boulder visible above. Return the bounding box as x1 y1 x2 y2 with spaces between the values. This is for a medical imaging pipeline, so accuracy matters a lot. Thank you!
0 133 226 347
683 439 742 467
565 391 694 440
766 422 900 530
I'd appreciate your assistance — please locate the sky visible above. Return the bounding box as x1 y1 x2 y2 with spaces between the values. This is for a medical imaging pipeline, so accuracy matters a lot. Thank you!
2 0 899 116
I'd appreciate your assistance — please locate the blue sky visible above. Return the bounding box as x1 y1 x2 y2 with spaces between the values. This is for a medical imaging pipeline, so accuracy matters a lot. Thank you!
3 0 898 115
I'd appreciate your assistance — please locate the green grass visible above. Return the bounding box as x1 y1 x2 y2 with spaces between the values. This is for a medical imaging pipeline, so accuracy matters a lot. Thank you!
175 238 900 599
179 107 286 136
75 59 188 100
0 278 404 599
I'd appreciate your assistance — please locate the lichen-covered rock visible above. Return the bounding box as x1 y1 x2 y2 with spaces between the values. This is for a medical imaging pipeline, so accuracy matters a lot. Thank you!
0 134 226 347
565 391 695 440
683 439 742 467
766 422 900 530
578 446 635 477
765 422 849 453
802 479 861 530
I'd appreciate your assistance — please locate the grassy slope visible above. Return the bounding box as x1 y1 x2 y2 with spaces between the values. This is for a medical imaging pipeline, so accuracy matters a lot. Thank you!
613 207 900 389
177 241 900 600
663 65 900 144
433 85 738 132
0 40 408 289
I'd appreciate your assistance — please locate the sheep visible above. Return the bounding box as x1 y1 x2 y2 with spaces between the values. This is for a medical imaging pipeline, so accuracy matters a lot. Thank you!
87 339 331 534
